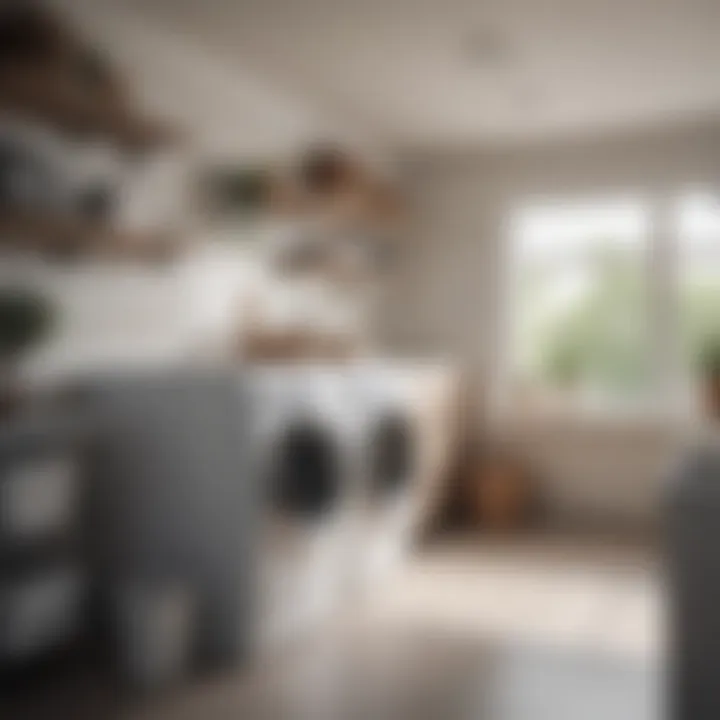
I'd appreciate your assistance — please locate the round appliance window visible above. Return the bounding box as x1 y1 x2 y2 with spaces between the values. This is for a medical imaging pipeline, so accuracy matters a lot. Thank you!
370 414 414 497
271 423 342 519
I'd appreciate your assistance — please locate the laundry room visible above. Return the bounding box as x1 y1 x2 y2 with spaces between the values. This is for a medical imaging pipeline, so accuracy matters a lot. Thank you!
0 1 718 719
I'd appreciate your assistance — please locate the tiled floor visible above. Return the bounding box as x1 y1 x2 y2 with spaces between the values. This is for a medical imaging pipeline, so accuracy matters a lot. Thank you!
135 535 662 720
2 535 663 720
366 535 662 661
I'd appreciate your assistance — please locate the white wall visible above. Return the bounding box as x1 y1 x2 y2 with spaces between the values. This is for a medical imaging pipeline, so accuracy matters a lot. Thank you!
6 246 267 382
55 0 389 162
382 121 720 524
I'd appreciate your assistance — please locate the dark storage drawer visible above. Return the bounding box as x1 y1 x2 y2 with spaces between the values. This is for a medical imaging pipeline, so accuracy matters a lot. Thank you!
0 455 80 546
0 565 84 664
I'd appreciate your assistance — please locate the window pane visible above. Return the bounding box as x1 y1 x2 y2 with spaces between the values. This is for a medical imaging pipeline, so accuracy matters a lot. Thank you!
677 192 720 380
511 200 650 408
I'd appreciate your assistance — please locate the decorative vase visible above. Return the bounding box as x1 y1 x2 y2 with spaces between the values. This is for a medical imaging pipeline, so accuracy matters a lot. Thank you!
470 455 533 532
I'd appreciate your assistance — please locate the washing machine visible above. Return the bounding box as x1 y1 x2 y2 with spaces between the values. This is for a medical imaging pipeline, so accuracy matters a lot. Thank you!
349 363 422 594
247 365 360 651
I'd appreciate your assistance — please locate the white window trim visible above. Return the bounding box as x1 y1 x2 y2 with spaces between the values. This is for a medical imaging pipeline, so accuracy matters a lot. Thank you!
492 188 719 427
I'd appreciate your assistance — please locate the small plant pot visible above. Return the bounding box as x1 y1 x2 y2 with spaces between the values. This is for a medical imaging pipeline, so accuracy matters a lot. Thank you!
0 290 55 411
703 373 720 422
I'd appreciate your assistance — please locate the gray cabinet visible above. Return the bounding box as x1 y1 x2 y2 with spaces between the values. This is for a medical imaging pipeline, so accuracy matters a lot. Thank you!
669 444 720 720
0 411 86 665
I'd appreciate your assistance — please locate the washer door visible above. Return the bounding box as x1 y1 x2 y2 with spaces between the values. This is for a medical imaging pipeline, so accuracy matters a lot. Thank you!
271 421 343 521
369 413 415 499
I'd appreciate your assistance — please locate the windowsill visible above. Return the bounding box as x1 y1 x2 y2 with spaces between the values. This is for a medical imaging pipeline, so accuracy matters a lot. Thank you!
489 403 700 437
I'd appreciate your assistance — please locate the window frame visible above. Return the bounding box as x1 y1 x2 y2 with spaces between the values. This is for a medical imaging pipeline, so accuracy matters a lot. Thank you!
497 188 720 423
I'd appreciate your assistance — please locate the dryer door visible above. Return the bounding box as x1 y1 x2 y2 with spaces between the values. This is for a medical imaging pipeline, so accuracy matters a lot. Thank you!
369 412 416 499
270 421 344 521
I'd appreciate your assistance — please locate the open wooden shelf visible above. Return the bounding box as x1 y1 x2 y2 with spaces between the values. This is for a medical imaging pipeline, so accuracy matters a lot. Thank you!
0 210 186 264
0 4 181 154
0 67 180 153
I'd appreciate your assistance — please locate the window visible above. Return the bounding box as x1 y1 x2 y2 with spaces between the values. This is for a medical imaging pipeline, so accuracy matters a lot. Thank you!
677 192 720 382
510 199 651 411
508 192 720 416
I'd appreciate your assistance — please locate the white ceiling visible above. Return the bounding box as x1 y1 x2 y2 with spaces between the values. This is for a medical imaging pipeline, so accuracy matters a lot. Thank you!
112 0 720 149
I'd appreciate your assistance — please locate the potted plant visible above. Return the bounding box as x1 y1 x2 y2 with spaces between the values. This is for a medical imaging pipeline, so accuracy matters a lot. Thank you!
0 288 54 417
697 334 720 421
203 166 280 221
